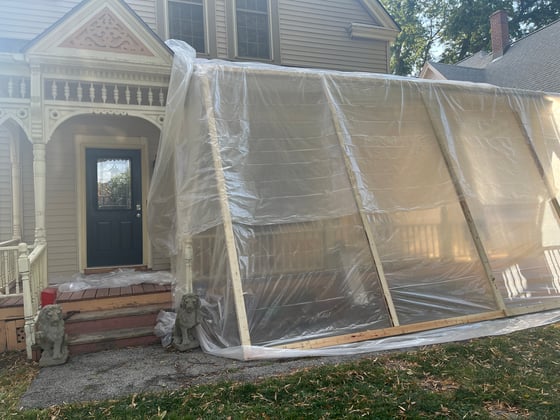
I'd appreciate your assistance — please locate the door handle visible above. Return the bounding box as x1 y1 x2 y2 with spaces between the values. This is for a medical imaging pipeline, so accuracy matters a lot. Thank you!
136 213 142 219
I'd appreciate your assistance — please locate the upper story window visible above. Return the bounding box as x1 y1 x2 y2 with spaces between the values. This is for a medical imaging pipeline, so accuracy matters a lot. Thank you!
168 0 206 53
235 0 271 60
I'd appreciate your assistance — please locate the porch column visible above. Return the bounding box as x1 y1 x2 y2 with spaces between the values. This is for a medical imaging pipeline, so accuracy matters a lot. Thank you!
29 63 46 246
32 142 46 245
10 135 22 240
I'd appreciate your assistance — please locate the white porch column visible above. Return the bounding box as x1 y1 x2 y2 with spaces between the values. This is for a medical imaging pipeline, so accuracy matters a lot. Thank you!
29 63 47 246
32 142 46 245
10 135 22 240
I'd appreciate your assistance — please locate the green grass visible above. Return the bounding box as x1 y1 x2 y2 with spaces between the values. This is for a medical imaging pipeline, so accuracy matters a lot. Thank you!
2 323 559 419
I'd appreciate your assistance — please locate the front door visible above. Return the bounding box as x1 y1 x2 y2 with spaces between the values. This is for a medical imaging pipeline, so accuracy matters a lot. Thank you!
86 148 143 267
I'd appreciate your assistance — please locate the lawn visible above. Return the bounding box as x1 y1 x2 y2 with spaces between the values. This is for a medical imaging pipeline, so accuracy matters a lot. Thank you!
1 323 559 419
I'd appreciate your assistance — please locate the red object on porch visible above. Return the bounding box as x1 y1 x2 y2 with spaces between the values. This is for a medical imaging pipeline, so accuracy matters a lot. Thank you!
41 288 57 306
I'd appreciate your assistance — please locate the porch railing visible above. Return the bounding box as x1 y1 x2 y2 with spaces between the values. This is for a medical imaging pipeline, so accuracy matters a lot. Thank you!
17 242 48 359
0 239 22 296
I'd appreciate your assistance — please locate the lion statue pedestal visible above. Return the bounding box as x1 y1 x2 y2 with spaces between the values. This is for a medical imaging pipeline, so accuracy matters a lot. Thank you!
173 293 201 351
36 304 69 367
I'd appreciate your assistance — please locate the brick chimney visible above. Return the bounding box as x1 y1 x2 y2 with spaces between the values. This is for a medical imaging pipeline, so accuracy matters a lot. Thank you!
490 10 510 59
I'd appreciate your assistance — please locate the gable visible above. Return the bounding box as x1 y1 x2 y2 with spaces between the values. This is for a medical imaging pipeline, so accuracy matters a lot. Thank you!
24 0 172 67
349 0 400 41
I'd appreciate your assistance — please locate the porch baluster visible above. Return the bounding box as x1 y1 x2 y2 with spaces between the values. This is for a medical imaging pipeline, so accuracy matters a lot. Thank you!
18 243 34 360
77 83 83 102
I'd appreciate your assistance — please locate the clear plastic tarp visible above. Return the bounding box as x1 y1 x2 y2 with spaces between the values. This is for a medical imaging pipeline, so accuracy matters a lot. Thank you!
148 41 560 359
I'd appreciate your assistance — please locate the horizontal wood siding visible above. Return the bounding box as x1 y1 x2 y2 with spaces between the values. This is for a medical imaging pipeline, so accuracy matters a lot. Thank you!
46 135 78 278
147 138 170 270
0 0 158 41
278 0 388 72
215 0 228 58
127 0 157 29
0 128 13 241
20 138 35 244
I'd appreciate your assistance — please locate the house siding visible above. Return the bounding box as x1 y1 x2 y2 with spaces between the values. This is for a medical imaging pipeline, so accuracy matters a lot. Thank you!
0 0 158 41
277 0 388 72
46 134 79 280
0 127 13 242
20 138 35 244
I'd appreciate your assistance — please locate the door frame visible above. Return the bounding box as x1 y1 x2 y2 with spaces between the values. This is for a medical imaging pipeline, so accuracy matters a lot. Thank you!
75 135 151 272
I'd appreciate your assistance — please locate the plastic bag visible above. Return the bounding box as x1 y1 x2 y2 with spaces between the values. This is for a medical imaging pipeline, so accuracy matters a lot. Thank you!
154 310 176 347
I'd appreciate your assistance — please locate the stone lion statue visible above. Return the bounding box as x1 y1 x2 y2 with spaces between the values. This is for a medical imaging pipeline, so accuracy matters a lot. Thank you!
173 293 200 351
36 304 69 367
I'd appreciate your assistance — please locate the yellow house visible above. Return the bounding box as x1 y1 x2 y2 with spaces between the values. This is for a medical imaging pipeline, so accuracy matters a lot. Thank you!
0 0 399 356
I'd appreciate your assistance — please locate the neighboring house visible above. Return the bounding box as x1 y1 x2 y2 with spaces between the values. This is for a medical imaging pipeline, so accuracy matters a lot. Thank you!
0 0 399 281
420 10 560 93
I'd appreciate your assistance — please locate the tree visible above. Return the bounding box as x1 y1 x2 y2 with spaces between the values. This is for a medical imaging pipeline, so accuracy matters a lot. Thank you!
381 0 560 75
384 0 448 75
511 0 560 36
439 0 512 63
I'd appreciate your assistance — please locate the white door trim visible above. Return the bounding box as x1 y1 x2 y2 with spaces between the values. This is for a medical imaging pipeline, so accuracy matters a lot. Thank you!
75 135 151 272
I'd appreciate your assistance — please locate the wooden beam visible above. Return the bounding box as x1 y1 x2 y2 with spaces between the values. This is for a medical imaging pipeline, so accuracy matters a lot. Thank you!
510 108 560 223
277 310 505 350
419 91 507 315
322 78 399 327
505 298 560 316
200 75 252 350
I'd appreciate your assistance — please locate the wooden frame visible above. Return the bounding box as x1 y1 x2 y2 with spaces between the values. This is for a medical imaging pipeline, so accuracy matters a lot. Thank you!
419 92 507 315
322 79 400 327
200 75 252 350
179 64 560 355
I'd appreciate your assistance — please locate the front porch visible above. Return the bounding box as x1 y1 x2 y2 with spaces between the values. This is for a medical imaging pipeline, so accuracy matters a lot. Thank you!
0 267 172 355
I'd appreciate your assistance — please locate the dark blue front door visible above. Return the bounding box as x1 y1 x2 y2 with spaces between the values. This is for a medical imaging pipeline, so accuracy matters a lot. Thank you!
86 148 143 267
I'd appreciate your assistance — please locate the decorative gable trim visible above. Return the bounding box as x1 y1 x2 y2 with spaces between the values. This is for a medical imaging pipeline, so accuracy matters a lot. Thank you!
59 7 154 56
24 0 172 68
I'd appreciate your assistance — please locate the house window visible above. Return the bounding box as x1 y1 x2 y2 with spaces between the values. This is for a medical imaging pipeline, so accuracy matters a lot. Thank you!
168 0 206 53
235 0 271 59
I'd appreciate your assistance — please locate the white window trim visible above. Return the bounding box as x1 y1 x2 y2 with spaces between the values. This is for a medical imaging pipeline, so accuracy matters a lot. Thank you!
165 0 210 56
232 0 274 61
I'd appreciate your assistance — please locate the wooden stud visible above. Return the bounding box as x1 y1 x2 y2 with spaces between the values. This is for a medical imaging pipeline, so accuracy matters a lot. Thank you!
510 108 560 223
419 91 507 314
200 74 252 349
322 78 400 327
504 298 560 316
277 310 505 350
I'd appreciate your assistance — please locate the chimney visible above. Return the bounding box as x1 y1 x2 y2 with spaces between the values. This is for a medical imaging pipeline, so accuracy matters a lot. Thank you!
490 10 510 59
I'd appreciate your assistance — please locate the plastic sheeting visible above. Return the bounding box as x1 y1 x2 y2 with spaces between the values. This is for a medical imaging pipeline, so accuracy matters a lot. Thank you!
148 41 560 359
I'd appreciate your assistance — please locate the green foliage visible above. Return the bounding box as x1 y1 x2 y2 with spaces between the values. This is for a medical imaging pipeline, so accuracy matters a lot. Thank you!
381 0 560 74
439 0 513 63
4 324 559 419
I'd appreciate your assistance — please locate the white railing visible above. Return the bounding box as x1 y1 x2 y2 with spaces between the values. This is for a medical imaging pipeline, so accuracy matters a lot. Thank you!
18 242 48 359
0 240 22 296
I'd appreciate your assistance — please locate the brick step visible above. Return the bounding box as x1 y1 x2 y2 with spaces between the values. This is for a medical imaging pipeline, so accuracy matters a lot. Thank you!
64 304 170 336
67 327 161 355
